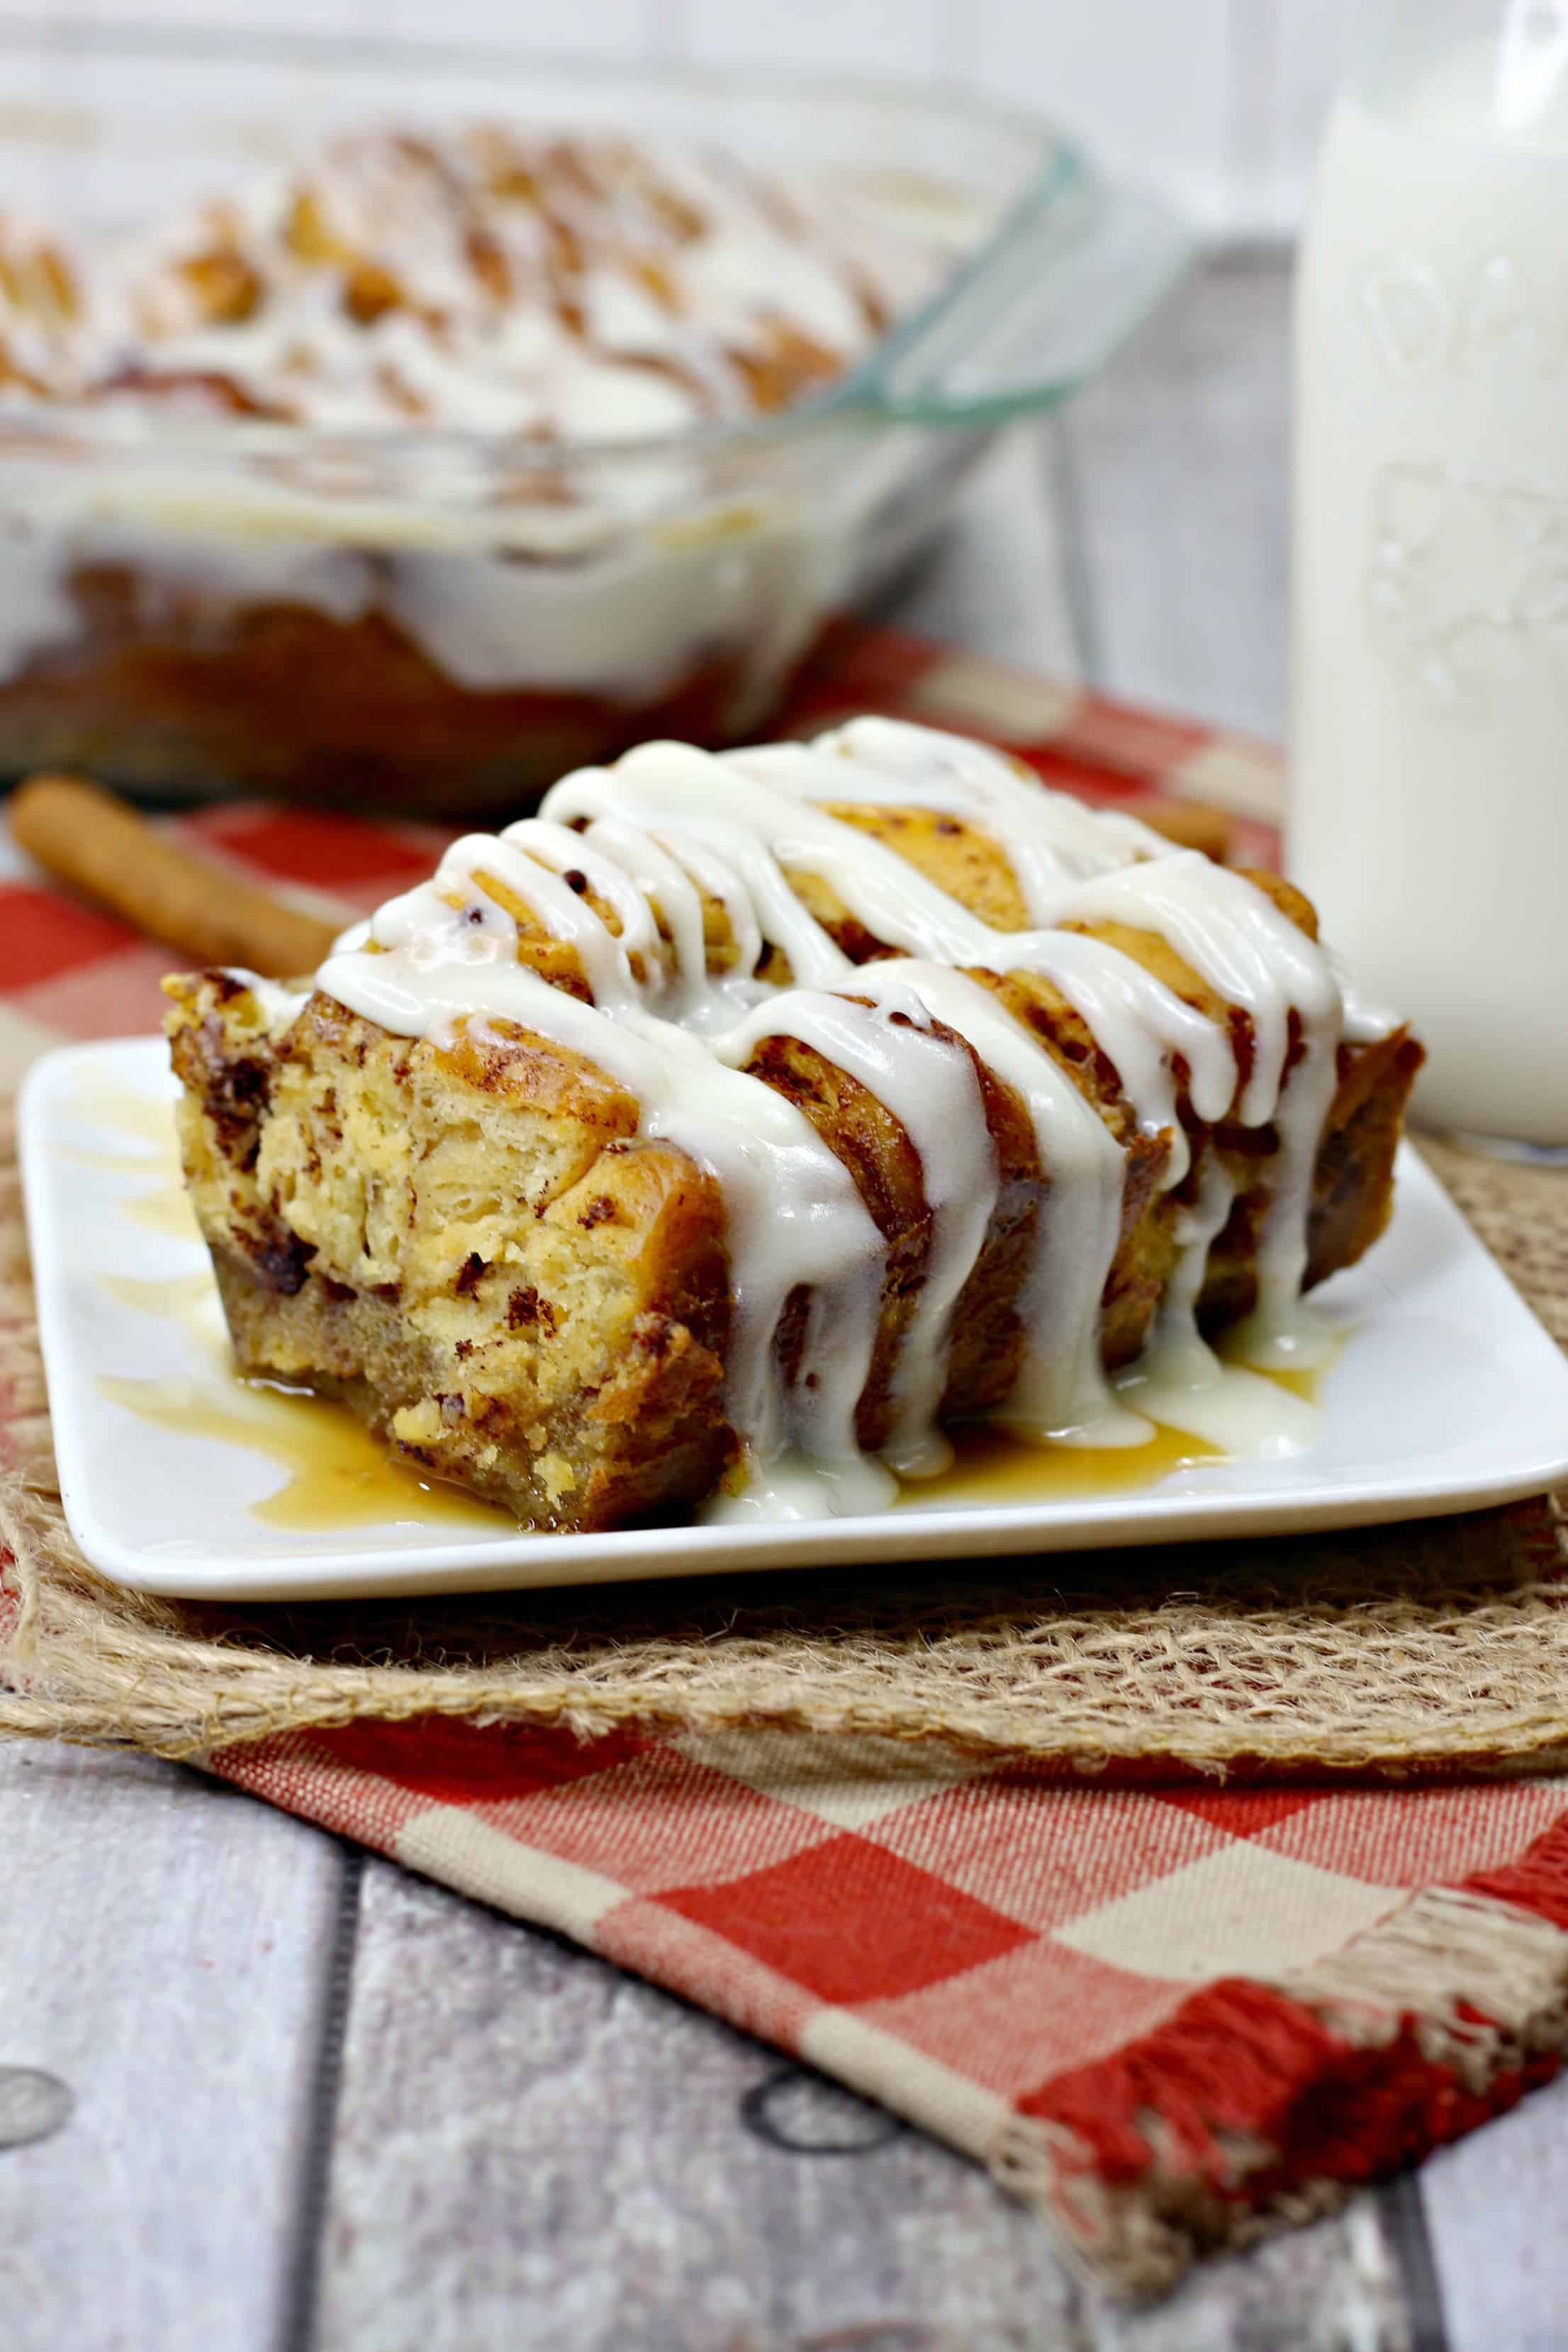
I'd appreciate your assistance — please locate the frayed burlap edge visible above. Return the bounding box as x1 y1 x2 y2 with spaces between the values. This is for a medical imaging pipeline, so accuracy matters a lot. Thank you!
4 1104 1567 1776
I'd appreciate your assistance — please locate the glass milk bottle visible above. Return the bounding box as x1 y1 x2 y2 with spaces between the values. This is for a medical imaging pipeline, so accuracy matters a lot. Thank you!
1292 0 1568 1151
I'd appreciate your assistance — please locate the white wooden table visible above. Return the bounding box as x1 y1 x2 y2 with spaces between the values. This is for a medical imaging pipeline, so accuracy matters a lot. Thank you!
3 252 1562 2352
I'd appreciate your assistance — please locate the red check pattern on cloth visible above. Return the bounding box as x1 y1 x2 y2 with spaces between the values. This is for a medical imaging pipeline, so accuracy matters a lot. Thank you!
209 1721 1568 2292
5 622 1565 2296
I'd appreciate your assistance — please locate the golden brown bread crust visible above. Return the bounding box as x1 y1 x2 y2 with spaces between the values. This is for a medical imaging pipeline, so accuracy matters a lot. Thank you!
167 975 736 1528
166 804 1422 1531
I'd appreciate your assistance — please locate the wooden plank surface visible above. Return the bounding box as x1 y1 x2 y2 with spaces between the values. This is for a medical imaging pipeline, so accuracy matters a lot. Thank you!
1418 2075 1568 2352
0 1743 345 2352
314 1858 1411 2352
318 1857 1069 2352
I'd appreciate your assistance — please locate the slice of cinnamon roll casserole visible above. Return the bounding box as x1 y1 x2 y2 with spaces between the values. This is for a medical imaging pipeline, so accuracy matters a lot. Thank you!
164 717 1423 1528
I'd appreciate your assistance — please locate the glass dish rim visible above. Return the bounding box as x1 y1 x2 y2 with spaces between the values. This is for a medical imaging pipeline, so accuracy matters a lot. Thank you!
0 19 1107 471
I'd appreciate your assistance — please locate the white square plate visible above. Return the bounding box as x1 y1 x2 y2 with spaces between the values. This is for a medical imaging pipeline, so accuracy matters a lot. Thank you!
21 1036 1568 1603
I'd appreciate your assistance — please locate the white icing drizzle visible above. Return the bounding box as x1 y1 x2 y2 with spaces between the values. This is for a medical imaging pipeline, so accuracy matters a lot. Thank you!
1055 854 1345 1355
3 129 977 437
313 719 1397 1512
567 818 712 1016
841 961 1150 1448
713 978 999 1479
1151 1149 1241 1387
548 741 991 975
500 818 663 986
734 715 1172 917
542 739 1338 1331
998 929 1233 1189
1114 1150 1318 1457
317 916 891 1523
1329 943 1402 1048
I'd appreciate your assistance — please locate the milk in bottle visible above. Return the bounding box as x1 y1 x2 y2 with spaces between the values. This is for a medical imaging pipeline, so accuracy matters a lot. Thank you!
1292 0 1568 1147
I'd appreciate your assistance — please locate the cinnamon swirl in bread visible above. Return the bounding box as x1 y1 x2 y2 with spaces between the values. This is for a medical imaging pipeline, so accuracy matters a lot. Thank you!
164 718 1422 1528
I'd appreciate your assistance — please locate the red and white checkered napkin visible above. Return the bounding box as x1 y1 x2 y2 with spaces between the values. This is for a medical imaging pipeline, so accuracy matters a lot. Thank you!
6 624 1565 2292
206 1718 1568 2290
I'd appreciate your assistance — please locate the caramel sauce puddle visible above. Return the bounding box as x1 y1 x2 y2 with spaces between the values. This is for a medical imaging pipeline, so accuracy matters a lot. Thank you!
86 1092 1329 1535
99 1372 514 1534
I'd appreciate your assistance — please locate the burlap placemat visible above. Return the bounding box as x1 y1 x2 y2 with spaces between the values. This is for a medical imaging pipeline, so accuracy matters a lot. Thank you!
3 1106 1566 1778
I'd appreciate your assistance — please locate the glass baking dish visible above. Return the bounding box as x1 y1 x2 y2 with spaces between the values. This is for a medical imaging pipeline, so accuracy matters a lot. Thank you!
0 25 1190 814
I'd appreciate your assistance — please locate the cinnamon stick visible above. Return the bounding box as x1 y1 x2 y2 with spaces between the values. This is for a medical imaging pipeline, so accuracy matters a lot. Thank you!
8 773 341 979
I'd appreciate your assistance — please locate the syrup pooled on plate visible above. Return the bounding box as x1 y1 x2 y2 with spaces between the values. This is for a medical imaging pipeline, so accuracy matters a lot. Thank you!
90 1116 514 1535
900 1421 1220 1508
99 1370 513 1535
102 1365 1237 1533
906 1352 1333 1513
92 1187 1264 1532
91 1214 1333 1537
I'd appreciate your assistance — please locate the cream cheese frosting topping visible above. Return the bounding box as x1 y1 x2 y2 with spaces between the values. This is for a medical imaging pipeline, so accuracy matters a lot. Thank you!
0 133 990 702
317 717 1394 1517
0 128 975 437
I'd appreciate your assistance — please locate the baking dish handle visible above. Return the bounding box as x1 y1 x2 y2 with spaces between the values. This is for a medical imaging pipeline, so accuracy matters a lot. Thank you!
853 170 1194 427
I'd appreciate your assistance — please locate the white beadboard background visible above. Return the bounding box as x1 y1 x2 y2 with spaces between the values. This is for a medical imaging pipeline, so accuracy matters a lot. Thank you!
6 0 1357 235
